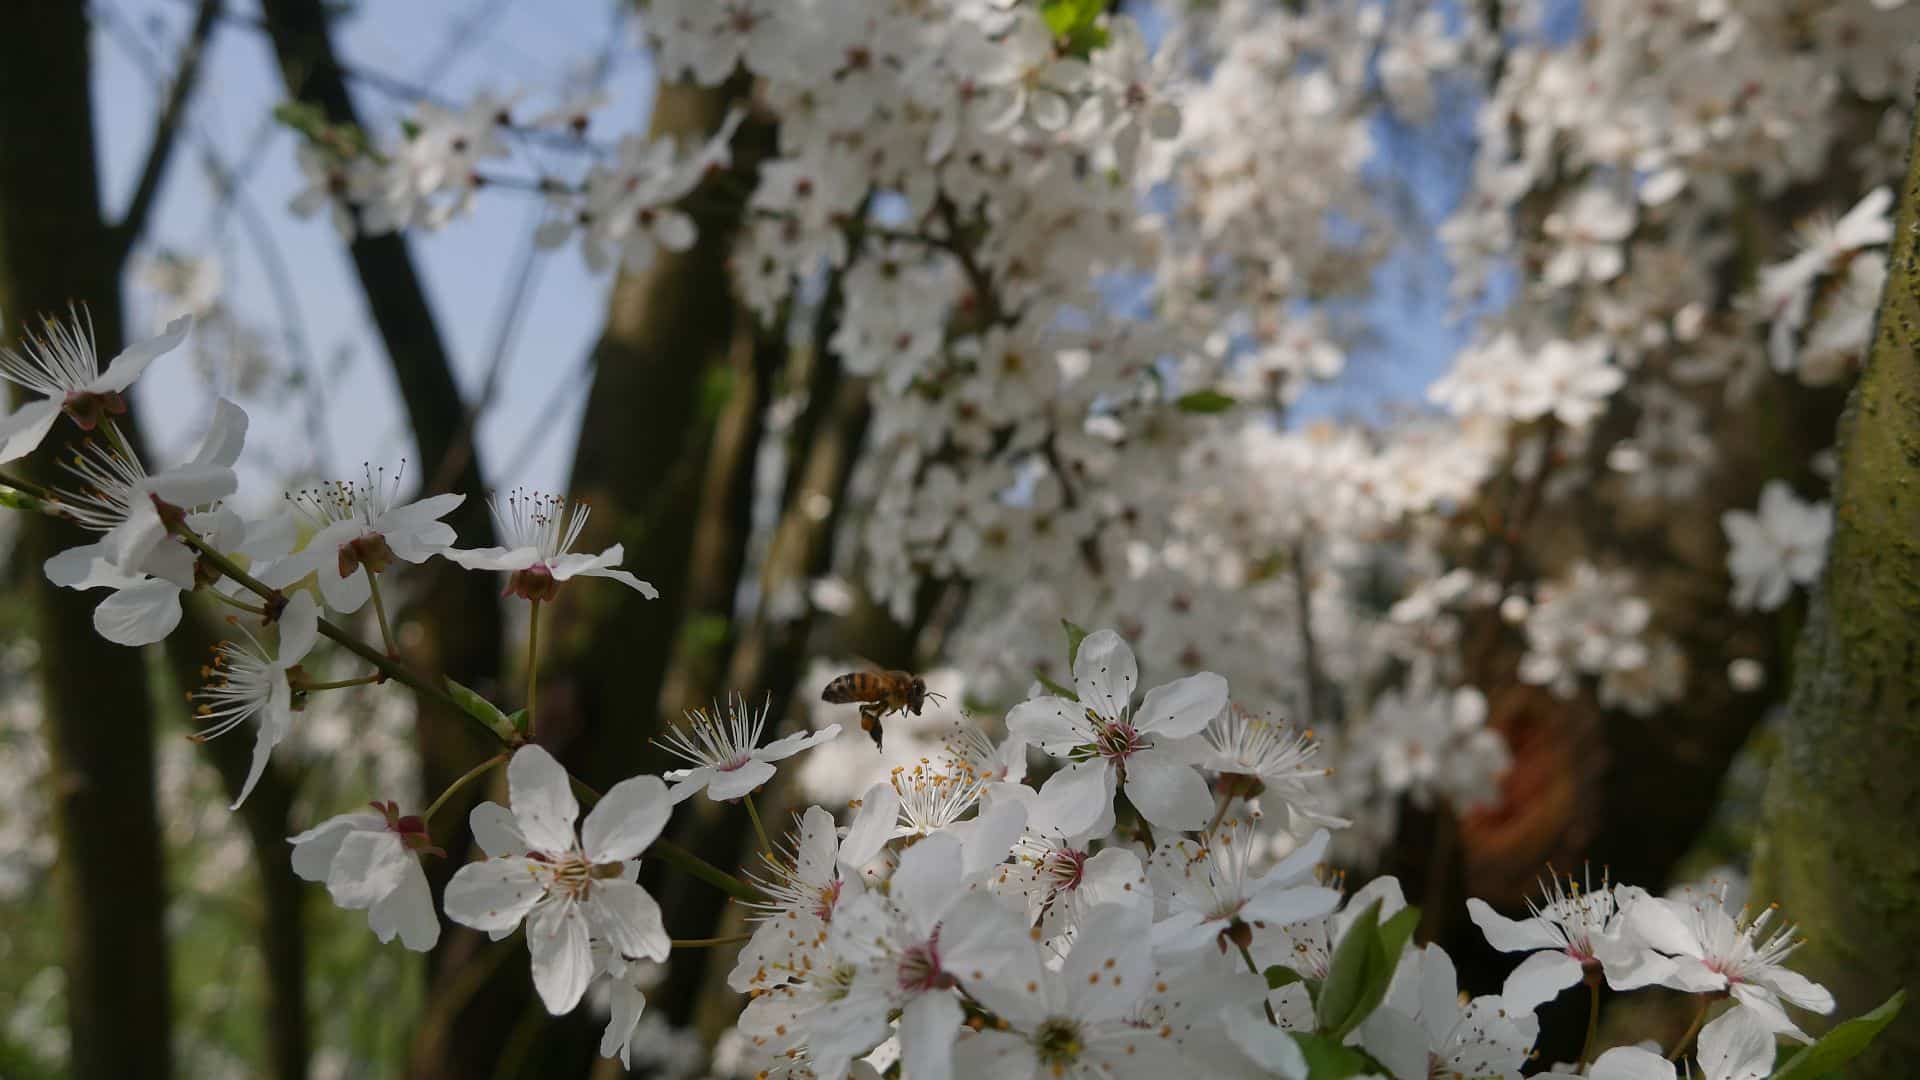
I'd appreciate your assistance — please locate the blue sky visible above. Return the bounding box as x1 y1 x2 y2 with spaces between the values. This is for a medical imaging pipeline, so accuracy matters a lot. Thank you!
93 0 658 496
90 0 1488 498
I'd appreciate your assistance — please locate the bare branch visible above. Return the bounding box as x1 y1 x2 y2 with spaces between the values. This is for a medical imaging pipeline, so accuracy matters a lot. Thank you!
112 0 222 262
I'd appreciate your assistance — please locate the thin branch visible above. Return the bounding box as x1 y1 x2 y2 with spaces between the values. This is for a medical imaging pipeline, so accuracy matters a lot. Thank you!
113 0 223 262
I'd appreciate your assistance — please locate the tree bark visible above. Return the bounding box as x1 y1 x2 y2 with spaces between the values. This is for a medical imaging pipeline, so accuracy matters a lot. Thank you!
0 7 174 1076
1750 108 1920 1074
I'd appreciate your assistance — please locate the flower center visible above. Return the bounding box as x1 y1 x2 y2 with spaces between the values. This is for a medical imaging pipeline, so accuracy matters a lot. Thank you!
1033 1017 1085 1070
61 389 127 431
506 563 560 601
897 932 952 993
1041 848 1087 892
813 878 842 922
1094 719 1145 761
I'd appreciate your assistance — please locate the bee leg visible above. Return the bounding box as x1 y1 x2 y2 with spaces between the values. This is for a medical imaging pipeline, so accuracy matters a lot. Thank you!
859 703 885 750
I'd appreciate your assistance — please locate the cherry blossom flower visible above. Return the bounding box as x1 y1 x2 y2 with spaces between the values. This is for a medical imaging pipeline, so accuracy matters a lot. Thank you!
448 489 658 601
442 745 673 1014
1201 707 1346 829
290 799 442 951
657 695 839 804
796 832 1032 1080
954 902 1185 1080
1358 943 1539 1080
191 591 320 809
731 805 862 994
0 310 191 463
38 397 245 588
1008 629 1228 833
1628 885 1834 1041
1559 1007 1774 1080
258 466 463 613
1149 826 1340 956
1466 874 1674 1012
1722 481 1831 612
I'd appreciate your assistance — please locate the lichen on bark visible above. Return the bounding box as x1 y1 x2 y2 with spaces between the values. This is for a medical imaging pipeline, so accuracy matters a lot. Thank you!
1751 105 1920 1076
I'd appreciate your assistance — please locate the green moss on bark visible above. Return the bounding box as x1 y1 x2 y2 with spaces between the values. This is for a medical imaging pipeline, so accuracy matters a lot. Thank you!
1752 108 1920 1077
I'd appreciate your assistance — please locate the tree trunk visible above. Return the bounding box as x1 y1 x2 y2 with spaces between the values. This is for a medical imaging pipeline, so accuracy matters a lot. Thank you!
1750 108 1920 1074
0 7 174 1076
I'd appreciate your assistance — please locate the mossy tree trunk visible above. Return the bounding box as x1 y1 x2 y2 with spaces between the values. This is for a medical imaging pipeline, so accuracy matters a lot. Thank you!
1750 109 1920 1075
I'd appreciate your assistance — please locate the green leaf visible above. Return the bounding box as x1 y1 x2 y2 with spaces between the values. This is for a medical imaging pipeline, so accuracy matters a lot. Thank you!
1265 965 1305 991
1344 905 1420 1041
445 677 519 742
1062 618 1090 670
1039 0 1109 54
1292 1032 1380 1080
1176 389 1237 413
1034 669 1078 700
1772 990 1906 1080
1315 898 1381 1038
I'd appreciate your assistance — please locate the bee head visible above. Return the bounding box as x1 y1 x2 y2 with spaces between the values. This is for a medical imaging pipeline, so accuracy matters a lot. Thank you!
907 677 928 714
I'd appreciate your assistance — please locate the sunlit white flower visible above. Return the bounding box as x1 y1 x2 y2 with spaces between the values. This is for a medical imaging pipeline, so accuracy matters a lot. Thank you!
191 591 320 809
1149 826 1340 955
1358 943 1539 1080
289 798 442 951
448 489 658 601
955 902 1186 1080
1202 707 1347 829
796 832 1032 1080
1466 874 1674 1012
731 805 862 993
1009 629 1227 833
257 465 463 613
0 309 191 462
1555 1007 1774 1080
658 695 840 804
443 746 674 1014
1722 481 1830 612
43 397 246 578
1629 885 1834 1041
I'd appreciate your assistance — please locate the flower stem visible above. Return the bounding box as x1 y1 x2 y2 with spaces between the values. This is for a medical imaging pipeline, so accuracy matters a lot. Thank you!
524 598 541 737
669 933 752 949
295 673 383 692
208 590 267 616
424 753 508 823
1667 997 1713 1062
1236 942 1280 1026
744 792 772 855
1580 974 1602 1067
365 567 398 656
1204 791 1236 837
0 466 63 503
171 521 768 906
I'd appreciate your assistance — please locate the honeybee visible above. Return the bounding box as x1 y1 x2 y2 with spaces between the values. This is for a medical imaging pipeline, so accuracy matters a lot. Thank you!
821 668 945 749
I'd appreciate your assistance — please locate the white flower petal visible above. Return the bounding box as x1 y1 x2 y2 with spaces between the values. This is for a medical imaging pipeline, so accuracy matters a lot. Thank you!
469 801 528 858
898 990 964 1080
1120 752 1212 831
369 859 441 952
839 780 899 869
587 879 670 962
507 745 581 855
580 774 670 864
1467 898 1566 953
96 315 192 393
1072 629 1138 718
1500 949 1584 1013
443 857 544 933
528 900 594 1014
325 829 412 909
703 759 778 803
0 399 62 464
92 579 183 646
1135 671 1228 738
1005 696 1085 753
288 813 384 882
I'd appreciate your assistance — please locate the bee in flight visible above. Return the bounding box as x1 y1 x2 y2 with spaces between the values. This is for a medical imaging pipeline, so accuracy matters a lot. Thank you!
820 668 945 750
